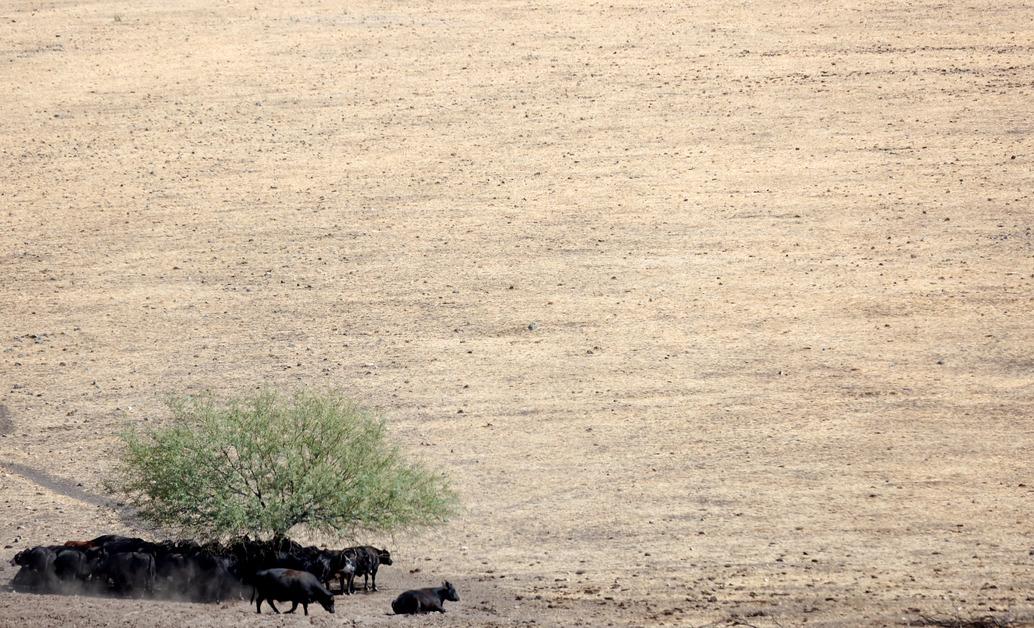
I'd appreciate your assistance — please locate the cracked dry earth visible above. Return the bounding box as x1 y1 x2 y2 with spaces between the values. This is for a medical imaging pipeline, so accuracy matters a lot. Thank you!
1 0 1033 626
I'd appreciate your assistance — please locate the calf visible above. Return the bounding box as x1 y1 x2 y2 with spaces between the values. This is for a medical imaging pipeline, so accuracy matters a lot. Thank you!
327 551 357 595
341 546 393 593
251 568 335 616
391 581 459 614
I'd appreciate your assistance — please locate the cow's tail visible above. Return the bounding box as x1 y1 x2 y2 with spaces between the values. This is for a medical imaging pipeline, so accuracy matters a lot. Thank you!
146 555 157 593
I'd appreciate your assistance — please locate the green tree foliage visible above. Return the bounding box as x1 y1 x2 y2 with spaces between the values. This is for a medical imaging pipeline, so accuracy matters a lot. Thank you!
107 390 458 540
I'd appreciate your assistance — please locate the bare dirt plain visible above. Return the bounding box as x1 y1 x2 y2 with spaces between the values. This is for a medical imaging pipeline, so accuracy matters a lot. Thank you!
1 0 1033 626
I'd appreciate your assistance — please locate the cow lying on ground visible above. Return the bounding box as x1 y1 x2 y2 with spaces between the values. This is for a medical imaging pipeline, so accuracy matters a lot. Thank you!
391 581 459 614
251 568 335 615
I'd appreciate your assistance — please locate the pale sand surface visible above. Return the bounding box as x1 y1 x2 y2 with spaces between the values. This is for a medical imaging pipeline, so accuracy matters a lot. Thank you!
1 1 1032 625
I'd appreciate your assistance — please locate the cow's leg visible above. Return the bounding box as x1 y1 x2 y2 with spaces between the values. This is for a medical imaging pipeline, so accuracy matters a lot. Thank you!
347 572 356 595
370 566 379 592
268 600 281 614
363 573 369 591
285 601 298 614
302 603 309 616
256 597 263 614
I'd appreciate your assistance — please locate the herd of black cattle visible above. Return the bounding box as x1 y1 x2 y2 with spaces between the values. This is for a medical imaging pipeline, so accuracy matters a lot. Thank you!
9 535 460 615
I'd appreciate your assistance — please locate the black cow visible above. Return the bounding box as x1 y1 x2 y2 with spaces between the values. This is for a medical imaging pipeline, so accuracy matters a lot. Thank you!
98 551 156 596
251 568 335 615
11 546 55 569
341 546 392 593
300 550 335 589
11 546 58 590
225 537 303 585
391 581 460 614
54 547 100 585
155 551 198 597
151 542 241 602
193 552 244 602
87 534 127 547
237 543 348 596
155 551 193 582
92 536 159 556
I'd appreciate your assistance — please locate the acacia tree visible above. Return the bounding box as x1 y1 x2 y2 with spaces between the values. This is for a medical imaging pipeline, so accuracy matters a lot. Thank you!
108 390 458 540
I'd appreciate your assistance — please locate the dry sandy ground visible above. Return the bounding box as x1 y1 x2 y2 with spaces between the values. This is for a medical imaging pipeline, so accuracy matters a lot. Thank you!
1 0 1033 625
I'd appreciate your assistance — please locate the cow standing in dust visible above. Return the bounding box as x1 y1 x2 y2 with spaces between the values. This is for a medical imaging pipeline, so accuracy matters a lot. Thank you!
251 568 335 615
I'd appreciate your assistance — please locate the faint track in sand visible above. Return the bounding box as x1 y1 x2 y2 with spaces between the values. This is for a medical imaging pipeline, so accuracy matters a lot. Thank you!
1 405 107 507
0 439 110 509
0 461 109 507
